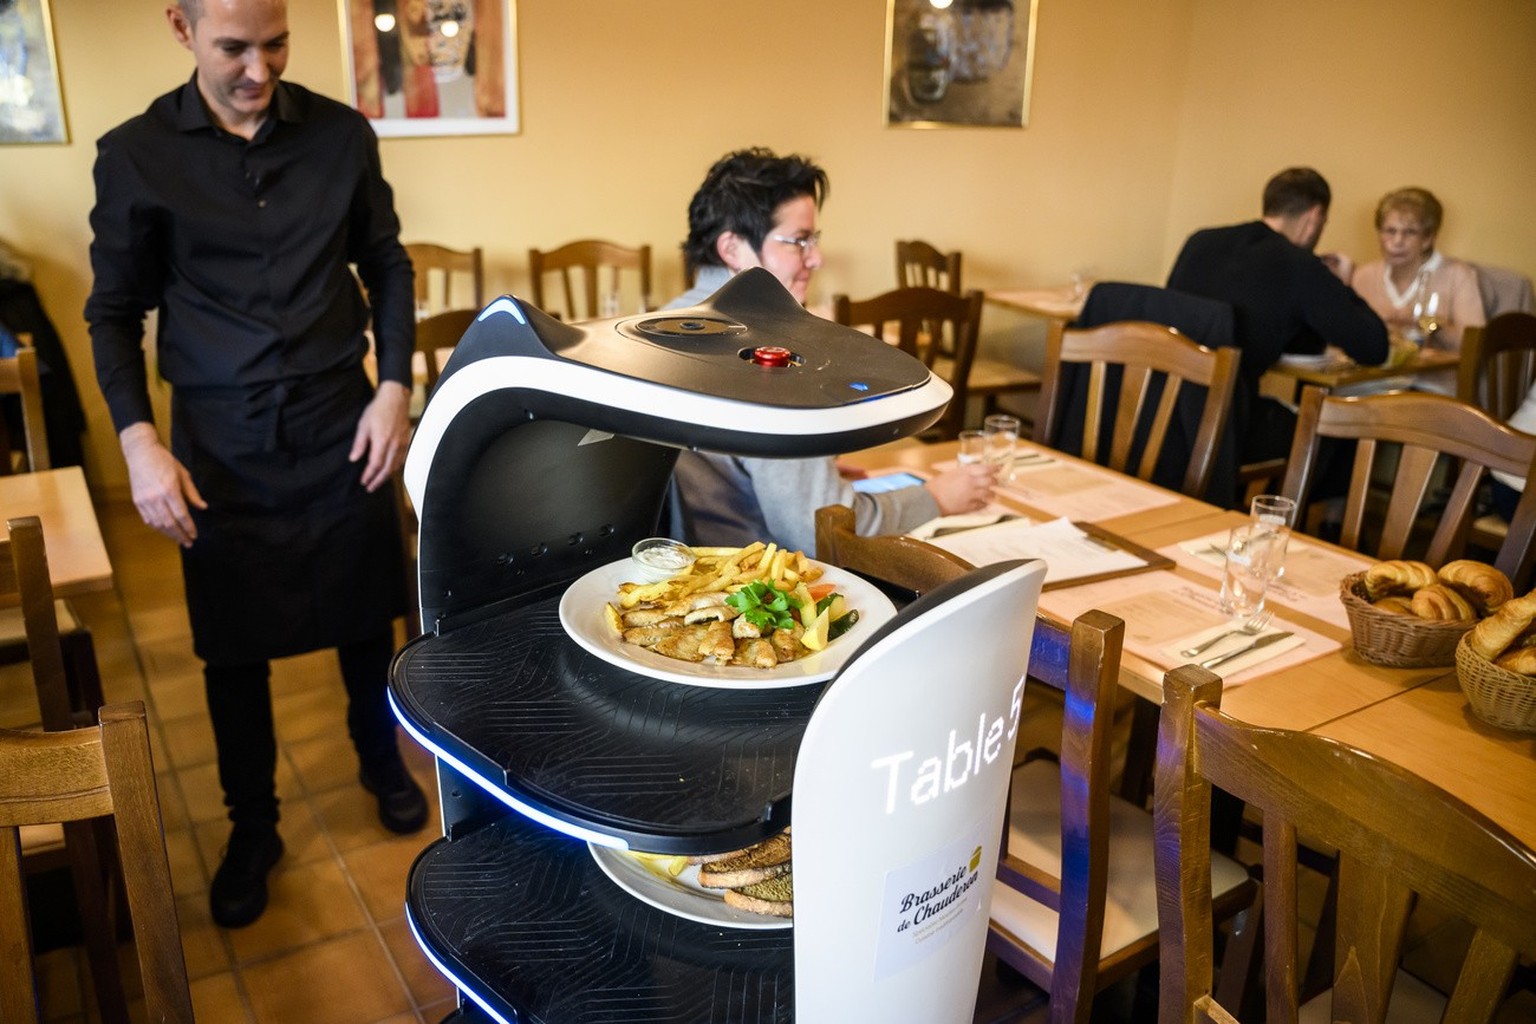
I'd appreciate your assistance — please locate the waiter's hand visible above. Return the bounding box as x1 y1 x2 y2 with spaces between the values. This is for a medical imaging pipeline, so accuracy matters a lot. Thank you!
924 462 998 515
120 421 205 548
351 381 411 493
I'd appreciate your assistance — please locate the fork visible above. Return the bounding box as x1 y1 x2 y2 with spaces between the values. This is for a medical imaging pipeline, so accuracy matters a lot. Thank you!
1178 610 1274 658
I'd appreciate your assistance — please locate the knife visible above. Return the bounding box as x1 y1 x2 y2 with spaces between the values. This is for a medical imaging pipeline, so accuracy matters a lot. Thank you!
1198 631 1294 670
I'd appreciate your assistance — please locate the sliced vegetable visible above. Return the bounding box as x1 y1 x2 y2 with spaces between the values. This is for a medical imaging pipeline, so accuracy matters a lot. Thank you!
800 606 833 651
806 582 838 602
828 609 860 641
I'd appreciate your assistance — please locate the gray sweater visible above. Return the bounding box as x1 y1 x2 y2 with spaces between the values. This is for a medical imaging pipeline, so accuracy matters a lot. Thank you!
664 267 939 555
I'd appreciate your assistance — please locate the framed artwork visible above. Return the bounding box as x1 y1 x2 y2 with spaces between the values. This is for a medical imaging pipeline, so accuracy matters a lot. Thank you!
884 0 1038 129
339 0 519 138
0 0 69 144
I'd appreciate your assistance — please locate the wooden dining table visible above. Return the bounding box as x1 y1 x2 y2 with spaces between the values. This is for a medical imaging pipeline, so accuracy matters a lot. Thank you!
1259 342 1460 402
844 437 1536 849
0 466 114 595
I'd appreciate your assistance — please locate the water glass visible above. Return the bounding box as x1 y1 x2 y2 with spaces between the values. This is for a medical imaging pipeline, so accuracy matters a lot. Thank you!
1219 525 1277 617
957 430 987 465
1249 494 1295 580
983 414 1021 480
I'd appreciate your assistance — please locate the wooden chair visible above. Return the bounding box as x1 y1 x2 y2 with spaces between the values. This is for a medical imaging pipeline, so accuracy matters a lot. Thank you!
813 504 1254 1024
528 239 653 321
414 307 477 394
0 703 194 1024
1279 387 1536 590
896 238 963 293
831 286 987 439
405 242 484 317
1153 664 1536 1024
0 343 49 474
2 516 129 1022
1036 321 1240 500
1455 312 1536 555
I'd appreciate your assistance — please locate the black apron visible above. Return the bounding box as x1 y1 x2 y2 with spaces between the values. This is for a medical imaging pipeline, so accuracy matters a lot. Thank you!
172 365 405 666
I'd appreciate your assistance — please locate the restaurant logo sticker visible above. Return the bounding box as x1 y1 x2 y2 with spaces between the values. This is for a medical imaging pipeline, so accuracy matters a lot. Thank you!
872 820 989 980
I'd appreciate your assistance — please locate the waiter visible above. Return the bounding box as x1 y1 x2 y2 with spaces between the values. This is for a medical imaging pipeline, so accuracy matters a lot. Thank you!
86 0 424 929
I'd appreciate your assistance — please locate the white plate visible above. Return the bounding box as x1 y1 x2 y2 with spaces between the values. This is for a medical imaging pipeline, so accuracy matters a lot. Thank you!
589 844 791 930
1278 351 1346 369
558 556 896 689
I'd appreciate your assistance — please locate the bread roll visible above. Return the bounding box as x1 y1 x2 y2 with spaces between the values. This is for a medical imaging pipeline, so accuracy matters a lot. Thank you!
1409 584 1476 621
1495 647 1536 675
1371 595 1415 615
1469 592 1536 659
1363 559 1437 598
1436 560 1514 615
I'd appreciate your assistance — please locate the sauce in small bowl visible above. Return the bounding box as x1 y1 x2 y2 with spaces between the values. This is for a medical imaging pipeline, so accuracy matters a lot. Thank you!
630 538 696 583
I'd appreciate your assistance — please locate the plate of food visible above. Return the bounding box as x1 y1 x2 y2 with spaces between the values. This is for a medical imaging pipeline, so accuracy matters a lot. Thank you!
559 541 896 688
589 833 793 930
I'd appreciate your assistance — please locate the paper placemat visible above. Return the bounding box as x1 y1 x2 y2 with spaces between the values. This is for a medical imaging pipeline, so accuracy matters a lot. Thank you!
1165 531 1373 630
992 453 1180 520
924 517 1161 588
1040 571 1339 686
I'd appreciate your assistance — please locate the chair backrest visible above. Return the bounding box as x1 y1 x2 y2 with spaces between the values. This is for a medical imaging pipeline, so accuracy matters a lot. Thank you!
831 286 985 439
0 343 50 474
528 239 653 321
0 702 193 1024
405 242 484 318
2 516 72 731
1280 387 1536 588
814 504 972 595
793 558 1047 1023
896 239 963 294
1457 311 1536 421
414 308 478 392
1036 321 1239 499
1153 664 1536 1024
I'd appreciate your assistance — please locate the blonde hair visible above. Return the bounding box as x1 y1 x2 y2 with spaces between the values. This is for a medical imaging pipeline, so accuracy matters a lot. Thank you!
1375 187 1443 237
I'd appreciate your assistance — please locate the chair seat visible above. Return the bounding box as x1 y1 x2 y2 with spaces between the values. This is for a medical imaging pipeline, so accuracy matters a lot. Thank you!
934 355 1041 395
1298 969 1447 1023
990 758 1250 961
0 597 80 647
19 822 65 856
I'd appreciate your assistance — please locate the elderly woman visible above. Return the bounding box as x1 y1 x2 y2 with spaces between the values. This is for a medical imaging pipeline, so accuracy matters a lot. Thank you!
1351 187 1485 350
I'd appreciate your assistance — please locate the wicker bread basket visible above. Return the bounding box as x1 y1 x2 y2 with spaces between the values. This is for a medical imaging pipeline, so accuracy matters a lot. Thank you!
1455 634 1536 732
1339 572 1475 668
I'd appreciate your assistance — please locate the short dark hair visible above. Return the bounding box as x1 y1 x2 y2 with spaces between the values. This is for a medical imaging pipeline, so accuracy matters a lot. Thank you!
178 0 204 24
1262 167 1331 218
682 148 829 276
1374 187 1443 237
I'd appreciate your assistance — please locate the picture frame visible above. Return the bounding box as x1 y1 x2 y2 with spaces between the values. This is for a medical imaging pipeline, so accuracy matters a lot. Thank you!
339 0 519 138
0 0 69 145
883 0 1038 129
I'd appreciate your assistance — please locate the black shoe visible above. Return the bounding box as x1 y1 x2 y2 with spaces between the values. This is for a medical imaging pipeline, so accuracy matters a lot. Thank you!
209 823 283 928
359 755 429 834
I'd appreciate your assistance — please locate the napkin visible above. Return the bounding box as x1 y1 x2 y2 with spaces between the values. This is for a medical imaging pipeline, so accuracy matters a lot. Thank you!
1164 623 1305 678
907 508 1023 540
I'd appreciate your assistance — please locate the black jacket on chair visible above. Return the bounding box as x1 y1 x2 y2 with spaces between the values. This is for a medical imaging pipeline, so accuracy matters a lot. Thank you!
1 279 86 468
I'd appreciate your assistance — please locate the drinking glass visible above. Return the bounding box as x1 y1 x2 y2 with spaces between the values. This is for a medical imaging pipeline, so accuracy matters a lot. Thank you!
1249 494 1295 581
957 429 987 465
982 414 1020 480
1410 271 1441 345
1220 525 1277 617
600 290 622 318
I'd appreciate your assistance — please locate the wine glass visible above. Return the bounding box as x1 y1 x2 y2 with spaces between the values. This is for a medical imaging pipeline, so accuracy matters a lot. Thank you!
1410 272 1441 346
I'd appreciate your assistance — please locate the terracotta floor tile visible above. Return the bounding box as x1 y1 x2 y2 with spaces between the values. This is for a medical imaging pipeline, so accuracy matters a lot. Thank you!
270 649 343 697
192 802 333 889
177 756 303 826
159 712 218 769
285 730 362 795
419 994 460 1019
272 683 350 744
173 891 233 980
151 771 190 833
378 914 457 1008
343 837 434 923
187 970 253 1022
241 932 412 1024
143 664 208 722
312 783 438 854
162 826 209 897
227 856 370 964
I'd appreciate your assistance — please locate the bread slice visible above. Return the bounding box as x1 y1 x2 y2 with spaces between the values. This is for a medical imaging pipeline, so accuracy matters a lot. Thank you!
723 872 794 918
697 832 792 888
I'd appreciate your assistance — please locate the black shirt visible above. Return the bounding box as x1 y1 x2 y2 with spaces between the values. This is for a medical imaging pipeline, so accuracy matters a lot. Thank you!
1166 220 1388 388
85 76 414 434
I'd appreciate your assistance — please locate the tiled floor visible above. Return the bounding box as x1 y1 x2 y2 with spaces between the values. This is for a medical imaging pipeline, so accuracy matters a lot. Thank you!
16 498 1532 1023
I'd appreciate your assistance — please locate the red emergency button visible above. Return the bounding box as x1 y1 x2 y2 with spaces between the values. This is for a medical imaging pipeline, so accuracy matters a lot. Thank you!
750 346 794 367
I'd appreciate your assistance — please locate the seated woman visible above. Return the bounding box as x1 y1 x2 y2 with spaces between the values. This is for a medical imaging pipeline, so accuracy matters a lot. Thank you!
1350 187 1485 392
664 148 997 554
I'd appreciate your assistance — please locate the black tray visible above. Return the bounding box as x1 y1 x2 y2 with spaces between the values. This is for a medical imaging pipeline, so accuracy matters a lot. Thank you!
408 812 795 1024
390 592 821 853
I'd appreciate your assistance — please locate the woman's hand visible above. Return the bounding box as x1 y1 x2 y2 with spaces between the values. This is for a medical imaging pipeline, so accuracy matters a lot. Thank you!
924 462 998 514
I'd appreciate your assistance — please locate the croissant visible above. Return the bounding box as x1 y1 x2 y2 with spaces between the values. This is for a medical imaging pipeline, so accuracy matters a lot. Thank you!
1371 595 1415 615
1409 584 1476 622
1436 560 1514 615
1469 591 1536 659
1363 559 1437 599
1495 646 1536 675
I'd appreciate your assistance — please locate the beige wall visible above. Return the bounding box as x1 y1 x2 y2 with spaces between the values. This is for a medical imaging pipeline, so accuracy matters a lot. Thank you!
1 0 1531 496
